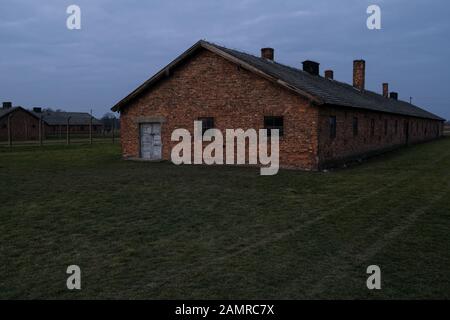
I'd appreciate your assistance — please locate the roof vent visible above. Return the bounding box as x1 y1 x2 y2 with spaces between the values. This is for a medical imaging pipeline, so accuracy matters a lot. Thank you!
390 92 398 100
302 60 320 76
261 48 274 61
2 102 12 109
382 83 389 98
324 70 334 80
353 60 365 91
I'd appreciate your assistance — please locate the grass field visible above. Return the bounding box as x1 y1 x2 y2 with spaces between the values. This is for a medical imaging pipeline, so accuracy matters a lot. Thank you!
1 139 449 299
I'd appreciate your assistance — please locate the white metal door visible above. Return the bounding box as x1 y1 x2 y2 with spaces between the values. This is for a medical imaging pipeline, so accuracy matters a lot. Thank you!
140 123 162 160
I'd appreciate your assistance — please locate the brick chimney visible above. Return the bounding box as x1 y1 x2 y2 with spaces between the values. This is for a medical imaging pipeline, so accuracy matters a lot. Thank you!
324 70 334 80
302 60 320 76
261 48 274 61
2 102 12 109
382 83 389 98
353 60 365 90
390 92 398 100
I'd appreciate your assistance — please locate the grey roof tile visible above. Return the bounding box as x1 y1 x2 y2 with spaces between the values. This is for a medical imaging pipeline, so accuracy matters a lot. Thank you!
31 111 103 126
0 107 18 119
207 41 444 121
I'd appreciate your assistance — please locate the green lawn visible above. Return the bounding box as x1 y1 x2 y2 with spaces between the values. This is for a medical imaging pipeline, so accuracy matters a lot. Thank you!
0 139 449 299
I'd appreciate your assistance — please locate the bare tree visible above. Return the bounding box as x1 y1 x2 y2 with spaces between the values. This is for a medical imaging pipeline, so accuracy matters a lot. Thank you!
101 113 119 131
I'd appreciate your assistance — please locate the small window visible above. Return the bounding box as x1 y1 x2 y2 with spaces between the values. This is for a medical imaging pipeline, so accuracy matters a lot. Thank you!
370 119 375 137
352 117 358 137
329 116 336 139
384 119 388 136
198 117 214 134
264 116 284 136
395 120 398 134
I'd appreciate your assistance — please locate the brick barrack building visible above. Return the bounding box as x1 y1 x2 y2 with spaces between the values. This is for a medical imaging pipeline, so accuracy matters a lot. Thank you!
0 104 41 141
0 103 103 141
112 40 445 170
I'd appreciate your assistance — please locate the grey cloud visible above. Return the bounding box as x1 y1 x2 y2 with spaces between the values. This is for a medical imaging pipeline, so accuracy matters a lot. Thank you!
0 0 449 119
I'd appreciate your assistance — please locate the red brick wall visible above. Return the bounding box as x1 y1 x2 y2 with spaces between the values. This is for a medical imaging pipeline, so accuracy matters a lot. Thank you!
318 105 444 166
0 109 40 141
120 49 320 170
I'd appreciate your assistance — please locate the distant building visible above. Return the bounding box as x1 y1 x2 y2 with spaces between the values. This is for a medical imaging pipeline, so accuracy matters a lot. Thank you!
0 102 103 141
0 103 41 141
31 108 103 136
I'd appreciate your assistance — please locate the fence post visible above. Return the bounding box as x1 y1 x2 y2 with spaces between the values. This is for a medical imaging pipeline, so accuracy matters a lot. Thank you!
39 116 43 146
7 114 12 148
89 110 93 145
66 116 71 145
112 118 115 144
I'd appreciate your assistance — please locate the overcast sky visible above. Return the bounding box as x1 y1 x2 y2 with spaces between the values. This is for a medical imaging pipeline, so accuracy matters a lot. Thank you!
1 0 449 119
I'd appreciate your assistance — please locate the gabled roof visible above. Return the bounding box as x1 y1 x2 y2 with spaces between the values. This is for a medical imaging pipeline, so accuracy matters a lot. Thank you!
0 106 41 121
111 40 444 121
30 111 103 126
1 107 103 125
0 107 17 119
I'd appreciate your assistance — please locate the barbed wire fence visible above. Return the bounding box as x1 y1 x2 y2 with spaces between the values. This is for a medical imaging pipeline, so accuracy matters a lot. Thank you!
444 123 450 136
0 113 120 148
